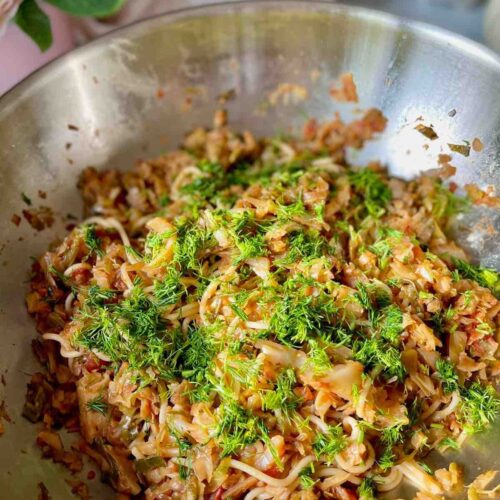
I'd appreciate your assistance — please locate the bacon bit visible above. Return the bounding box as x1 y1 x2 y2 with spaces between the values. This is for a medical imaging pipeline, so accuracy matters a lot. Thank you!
11 213 21 226
22 206 54 231
37 482 50 500
38 190 47 199
472 137 484 152
465 184 500 208
87 470 96 480
448 143 470 157
156 88 165 99
330 73 359 103
415 123 438 140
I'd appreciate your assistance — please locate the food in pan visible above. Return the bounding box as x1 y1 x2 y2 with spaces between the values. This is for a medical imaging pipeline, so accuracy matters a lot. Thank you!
25 108 499 499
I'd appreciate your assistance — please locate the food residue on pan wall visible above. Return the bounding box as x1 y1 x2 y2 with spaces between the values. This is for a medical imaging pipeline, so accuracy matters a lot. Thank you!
268 83 308 106
22 207 55 231
329 72 359 103
415 123 439 140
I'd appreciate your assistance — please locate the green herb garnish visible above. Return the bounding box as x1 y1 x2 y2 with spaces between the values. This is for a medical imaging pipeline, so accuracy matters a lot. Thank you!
86 395 108 415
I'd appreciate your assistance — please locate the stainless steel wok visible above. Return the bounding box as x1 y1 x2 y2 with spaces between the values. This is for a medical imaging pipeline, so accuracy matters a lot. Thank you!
0 1 499 497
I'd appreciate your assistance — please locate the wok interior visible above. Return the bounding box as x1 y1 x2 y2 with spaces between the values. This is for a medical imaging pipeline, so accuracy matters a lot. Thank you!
0 2 499 498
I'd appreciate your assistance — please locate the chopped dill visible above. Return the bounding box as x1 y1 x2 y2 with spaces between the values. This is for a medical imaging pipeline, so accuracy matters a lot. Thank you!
85 285 116 307
305 338 332 373
459 382 500 434
21 192 32 206
452 258 500 297
223 210 268 264
435 358 459 395
270 283 336 346
173 219 214 272
145 228 176 261
312 424 347 464
153 268 186 306
378 305 403 344
158 193 171 207
298 463 317 490
314 203 325 221
432 182 469 219
277 229 329 266
353 337 406 381
358 477 376 500
386 277 401 287
439 437 460 451
276 199 307 220
368 227 403 269
418 461 434 476
349 168 392 218
48 265 69 284
82 224 104 257
261 368 300 420
180 160 227 203
381 422 405 446
233 232 266 263
230 302 248 321
86 395 108 415
215 402 264 457
76 285 216 382
125 245 143 261
377 446 395 471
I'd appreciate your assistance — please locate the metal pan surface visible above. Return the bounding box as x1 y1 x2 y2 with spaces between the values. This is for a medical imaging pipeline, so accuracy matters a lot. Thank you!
0 2 499 497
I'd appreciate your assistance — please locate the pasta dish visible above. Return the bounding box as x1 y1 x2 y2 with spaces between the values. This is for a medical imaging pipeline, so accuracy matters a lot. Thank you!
25 108 499 499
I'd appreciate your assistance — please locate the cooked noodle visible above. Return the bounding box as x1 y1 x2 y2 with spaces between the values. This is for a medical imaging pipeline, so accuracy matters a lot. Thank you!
24 108 499 499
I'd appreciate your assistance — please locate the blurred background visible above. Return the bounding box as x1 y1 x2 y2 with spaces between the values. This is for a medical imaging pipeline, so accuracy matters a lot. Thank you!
1 0 499 96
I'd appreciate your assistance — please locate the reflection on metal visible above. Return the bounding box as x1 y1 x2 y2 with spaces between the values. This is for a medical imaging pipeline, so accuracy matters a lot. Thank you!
0 2 499 498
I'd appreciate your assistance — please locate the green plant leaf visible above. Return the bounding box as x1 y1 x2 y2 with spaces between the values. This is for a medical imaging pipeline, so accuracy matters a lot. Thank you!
14 0 53 52
45 0 126 17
